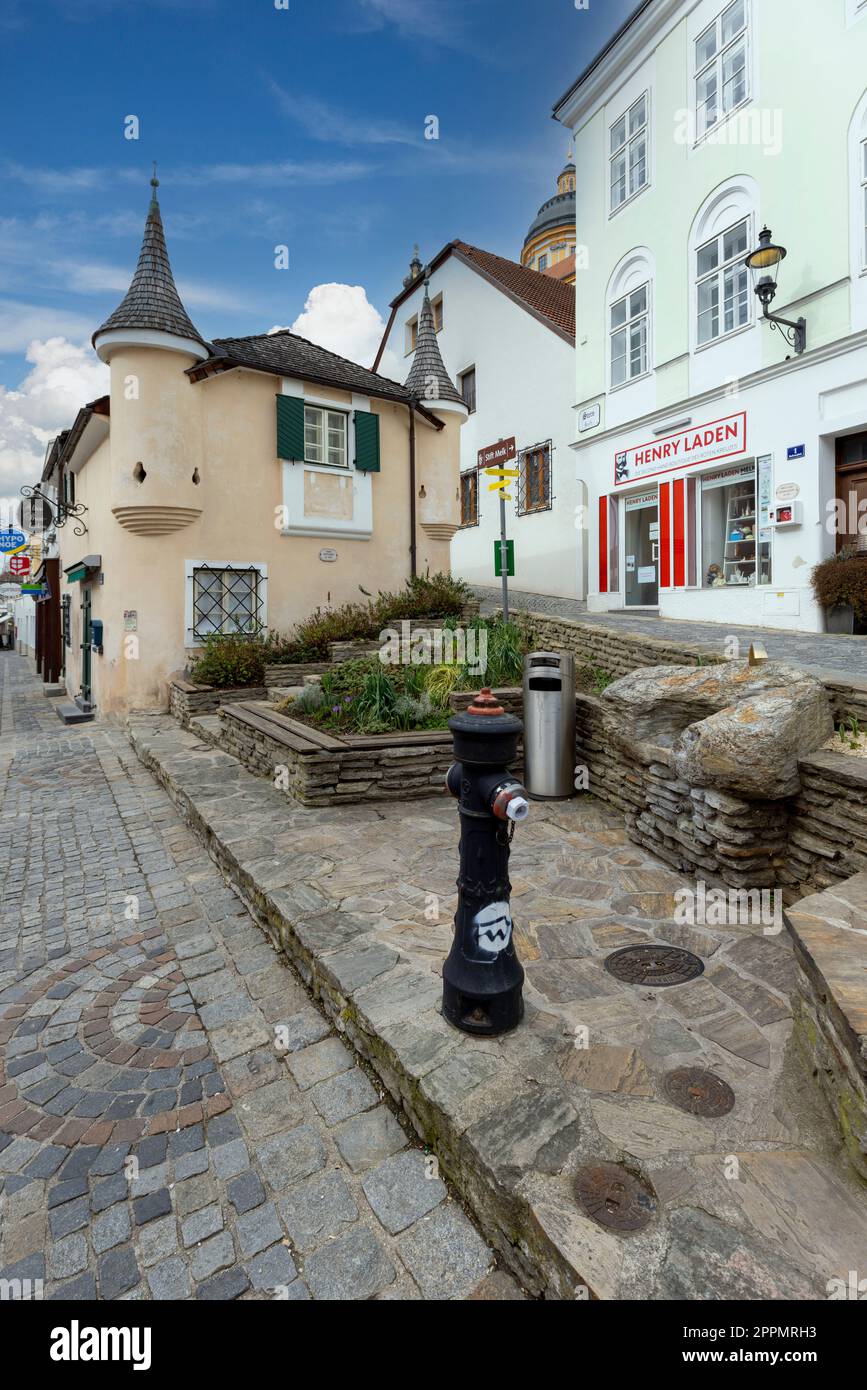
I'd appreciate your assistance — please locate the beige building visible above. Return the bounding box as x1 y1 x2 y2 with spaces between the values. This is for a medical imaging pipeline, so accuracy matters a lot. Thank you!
48 175 465 718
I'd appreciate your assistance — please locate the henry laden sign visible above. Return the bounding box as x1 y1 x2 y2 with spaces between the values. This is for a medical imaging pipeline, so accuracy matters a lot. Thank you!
614 412 747 486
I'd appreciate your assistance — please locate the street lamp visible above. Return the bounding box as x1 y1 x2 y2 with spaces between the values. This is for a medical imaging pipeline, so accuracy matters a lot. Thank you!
744 226 807 356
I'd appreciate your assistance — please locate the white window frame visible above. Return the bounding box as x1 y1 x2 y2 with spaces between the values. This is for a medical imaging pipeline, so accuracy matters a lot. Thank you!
184 560 268 647
694 0 750 143
609 282 650 390
609 91 649 215
846 0 867 25
695 216 752 348
405 315 418 355
304 403 348 469
862 137 867 271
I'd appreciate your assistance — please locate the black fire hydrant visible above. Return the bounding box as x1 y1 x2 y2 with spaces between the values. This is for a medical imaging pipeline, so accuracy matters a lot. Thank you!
442 688 530 1036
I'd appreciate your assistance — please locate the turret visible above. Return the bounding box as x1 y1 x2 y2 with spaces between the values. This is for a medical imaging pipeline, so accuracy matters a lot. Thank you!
93 170 206 535
405 279 467 545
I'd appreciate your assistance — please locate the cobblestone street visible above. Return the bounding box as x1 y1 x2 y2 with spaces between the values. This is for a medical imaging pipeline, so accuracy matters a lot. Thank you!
0 653 510 1301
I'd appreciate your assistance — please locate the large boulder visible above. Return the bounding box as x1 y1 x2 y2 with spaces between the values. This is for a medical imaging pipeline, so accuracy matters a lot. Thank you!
601 661 833 800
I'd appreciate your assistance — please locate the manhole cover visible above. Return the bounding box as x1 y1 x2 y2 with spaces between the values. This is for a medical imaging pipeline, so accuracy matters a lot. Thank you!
604 944 704 987
663 1067 735 1118
575 1163 656 1233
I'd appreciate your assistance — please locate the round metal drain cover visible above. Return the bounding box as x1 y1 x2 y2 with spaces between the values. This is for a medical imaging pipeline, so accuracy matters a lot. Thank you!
575 1163 657 1233
604 944 704 988
663 1067 735 1118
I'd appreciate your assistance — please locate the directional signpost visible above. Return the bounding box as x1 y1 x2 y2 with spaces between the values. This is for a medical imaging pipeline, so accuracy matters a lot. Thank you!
479 437 517 623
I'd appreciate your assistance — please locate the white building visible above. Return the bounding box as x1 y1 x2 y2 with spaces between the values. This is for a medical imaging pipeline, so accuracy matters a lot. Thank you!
375 242 586 601
554 0 867 631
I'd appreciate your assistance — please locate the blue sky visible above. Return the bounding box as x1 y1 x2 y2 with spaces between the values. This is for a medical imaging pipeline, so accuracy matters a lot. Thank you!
0 0 637 496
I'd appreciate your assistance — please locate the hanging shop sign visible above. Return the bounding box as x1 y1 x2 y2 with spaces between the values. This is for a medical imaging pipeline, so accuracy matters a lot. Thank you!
8 555 31 576
0 528 27 554
614 412 747 486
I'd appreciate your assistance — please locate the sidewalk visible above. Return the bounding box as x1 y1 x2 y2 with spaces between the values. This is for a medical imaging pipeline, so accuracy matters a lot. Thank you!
474 585 867 680
0 653 511 1301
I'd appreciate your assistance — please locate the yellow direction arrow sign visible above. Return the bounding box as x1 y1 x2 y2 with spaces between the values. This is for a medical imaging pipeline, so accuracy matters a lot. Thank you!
485 466 517 500
484 467 518 478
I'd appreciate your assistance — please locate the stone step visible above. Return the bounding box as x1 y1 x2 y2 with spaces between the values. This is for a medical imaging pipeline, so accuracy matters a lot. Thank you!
188 714 222 747
55 702 94 725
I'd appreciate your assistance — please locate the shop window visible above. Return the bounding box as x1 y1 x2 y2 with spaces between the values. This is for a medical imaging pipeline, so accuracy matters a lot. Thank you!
518 442 552 516
610 283 649 386
610 92 649 213
695 0 749 141
460 470 479 528
696 217 750 345
700 462 771 588
459 367 476 414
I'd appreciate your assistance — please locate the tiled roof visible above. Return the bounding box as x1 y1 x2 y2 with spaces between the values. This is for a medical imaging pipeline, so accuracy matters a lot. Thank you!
452 242 575 338
207 330 415 403
93 183 205 347
544 254 576 282
404 286 464 405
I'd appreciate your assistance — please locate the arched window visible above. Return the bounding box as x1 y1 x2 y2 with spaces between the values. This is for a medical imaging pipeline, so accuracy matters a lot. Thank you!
689 177 758 351
606 249 654 389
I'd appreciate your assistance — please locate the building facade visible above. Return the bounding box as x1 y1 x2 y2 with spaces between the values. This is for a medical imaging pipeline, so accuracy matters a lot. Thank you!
48 177 464 716
376 242 586 601
555 0 867 631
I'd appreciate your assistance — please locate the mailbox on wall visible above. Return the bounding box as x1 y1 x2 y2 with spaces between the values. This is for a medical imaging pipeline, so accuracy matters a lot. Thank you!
91 619 104 654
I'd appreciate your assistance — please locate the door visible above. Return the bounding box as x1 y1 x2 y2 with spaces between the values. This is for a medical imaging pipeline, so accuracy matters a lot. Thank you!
80 585 92 703
625 497 659 606
836 433 867 551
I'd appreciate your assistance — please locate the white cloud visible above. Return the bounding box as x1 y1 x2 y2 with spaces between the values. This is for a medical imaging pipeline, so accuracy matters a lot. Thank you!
0 337 108 502
0 301 96 354
283 283 401 378
269 85 417 148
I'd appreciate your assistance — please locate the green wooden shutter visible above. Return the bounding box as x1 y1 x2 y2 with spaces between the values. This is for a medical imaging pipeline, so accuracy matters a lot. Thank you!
354 410 380 472
276 395 305 461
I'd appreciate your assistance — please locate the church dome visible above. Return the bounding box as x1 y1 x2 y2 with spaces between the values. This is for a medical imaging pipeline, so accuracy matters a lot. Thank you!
520 158 577 282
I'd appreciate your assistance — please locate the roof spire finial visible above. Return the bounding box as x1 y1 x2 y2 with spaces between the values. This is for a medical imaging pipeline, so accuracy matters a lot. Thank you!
150 162 159 206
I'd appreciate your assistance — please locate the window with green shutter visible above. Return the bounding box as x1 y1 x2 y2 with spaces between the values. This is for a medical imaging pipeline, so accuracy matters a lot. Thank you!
354 410 380 472
276 395 305 461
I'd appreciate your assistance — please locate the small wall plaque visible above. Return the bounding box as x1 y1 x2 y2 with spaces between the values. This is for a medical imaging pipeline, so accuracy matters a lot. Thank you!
319 548 338 562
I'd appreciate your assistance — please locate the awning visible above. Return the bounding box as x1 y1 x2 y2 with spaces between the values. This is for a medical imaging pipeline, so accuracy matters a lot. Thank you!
64 554 101 583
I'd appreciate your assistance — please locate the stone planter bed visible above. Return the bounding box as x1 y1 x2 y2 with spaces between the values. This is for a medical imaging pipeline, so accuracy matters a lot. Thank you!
218 700 455 807
169 673 267 726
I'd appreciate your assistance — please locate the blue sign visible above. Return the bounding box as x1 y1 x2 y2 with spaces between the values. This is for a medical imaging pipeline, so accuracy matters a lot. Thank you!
0 528 26 553
787 444 806 461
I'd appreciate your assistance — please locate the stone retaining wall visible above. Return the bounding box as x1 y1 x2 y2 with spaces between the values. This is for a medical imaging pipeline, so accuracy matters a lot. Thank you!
787 750 867 895
168 674 267 726
787 875 867 1181
218 703 455 807
514 611 722 680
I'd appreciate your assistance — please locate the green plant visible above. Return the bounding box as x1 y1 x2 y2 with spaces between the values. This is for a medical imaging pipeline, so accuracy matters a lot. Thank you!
425 663 463 708
590 664 615 691
290 684 326 715
811 547 867 622
838 714 862 749
191 634 266 688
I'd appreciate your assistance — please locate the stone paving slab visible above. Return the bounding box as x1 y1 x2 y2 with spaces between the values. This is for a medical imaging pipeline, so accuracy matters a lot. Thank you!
127 705 867 1300
0 653 512 1301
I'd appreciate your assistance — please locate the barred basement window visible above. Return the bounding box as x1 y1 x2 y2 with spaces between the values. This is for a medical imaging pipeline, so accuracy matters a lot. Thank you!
517 442 552 516
191 564 264 639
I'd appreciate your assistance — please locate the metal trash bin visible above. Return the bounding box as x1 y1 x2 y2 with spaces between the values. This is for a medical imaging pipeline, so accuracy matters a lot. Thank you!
522 651 575 799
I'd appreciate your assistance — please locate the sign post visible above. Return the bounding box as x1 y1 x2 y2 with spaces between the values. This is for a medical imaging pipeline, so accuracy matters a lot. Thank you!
479 437 517 625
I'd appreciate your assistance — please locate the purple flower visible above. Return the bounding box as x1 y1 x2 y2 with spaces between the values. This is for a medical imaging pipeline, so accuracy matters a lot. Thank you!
332 705 341 713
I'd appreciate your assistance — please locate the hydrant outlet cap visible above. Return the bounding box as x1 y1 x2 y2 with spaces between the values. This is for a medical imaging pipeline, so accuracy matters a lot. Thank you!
467 687 505 717
506 796 530 822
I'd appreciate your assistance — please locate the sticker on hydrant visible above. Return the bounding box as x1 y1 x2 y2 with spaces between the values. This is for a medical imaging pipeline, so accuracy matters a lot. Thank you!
470 901 513 961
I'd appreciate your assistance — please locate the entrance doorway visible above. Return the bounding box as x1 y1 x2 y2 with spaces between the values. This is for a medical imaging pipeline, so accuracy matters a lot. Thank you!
835 432 867 551
80 585 92 704
624 491 659 607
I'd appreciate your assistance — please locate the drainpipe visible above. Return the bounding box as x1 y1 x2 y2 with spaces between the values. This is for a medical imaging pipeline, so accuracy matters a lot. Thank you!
408 401 418 578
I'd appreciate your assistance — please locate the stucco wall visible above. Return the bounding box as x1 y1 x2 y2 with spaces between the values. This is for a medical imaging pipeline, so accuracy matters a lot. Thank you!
59 351 459 714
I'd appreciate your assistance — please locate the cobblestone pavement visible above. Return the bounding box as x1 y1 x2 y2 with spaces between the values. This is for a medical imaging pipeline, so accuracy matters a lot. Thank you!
0 653 514 1301
474 584 867 677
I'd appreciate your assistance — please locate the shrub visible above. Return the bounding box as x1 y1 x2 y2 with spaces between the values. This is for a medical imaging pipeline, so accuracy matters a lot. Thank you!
270 573 470 663
191 634 266 688
811 548 867 621
289 684 325 715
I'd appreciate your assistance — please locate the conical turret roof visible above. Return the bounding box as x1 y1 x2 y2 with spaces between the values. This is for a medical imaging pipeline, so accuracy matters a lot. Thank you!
93 172 205 349
404 282 463 406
